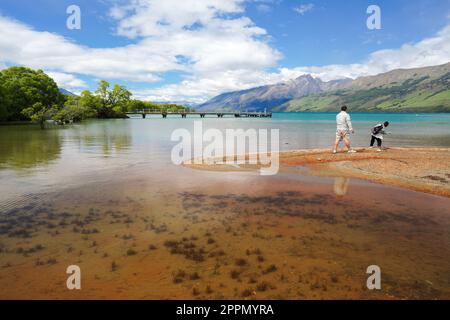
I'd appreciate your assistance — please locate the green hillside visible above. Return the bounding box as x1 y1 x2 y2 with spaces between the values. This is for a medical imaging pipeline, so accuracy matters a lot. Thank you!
276 72 450 113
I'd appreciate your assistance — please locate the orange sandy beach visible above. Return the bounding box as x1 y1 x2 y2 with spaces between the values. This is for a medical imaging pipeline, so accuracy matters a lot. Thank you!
187 147 450 198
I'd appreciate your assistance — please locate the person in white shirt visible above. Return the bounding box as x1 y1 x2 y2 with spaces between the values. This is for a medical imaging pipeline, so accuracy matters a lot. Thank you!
333 106 356 154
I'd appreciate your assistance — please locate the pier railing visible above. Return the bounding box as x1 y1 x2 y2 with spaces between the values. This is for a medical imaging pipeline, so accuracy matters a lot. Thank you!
126 110 272 118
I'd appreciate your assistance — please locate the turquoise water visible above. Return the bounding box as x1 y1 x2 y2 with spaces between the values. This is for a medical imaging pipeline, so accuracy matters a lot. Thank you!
0 112 449 200
273 112 450 123
270 112 450 148
125 112 450 149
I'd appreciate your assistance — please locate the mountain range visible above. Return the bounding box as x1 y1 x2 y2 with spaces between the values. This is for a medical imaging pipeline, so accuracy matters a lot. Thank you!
198 62 450 113
59 88 75 96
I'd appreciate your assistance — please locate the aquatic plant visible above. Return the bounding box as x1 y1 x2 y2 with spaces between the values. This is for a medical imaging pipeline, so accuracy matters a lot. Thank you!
241 289 253 298
230 270 241 280
189 272 200 280
111 261 118 272
173 270 186 283
235 258 248 267
263 264 277 274
126 248 137 256
206 286 213 294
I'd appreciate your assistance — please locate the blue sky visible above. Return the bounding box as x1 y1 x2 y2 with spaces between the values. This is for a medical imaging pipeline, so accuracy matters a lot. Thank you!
0 0 449 102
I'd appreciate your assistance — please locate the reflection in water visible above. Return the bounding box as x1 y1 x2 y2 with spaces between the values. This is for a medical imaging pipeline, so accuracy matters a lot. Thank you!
69 120 132 157
0 125 62 170
0 121 133 172
333 177 349 196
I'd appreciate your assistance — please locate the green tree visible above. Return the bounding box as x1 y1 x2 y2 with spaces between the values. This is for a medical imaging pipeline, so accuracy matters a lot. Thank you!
54 95 95 123
0 84 7 121
22 102 59 129
0 67 63 121
110 84 132 115
127 99 146 112
94 80 131 118
94 80 111 117
79 90 101 118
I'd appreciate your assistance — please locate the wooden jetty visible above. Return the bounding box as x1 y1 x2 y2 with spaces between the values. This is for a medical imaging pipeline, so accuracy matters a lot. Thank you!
126 110 272 118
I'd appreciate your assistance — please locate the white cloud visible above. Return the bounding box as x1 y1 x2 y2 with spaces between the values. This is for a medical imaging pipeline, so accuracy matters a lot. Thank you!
45 72 88 91
1 1 450 104
136 23 450 102
131 69 277 102
0 0 280 85
256 4 272 13
109 6 127 20
110 0 246 39
293 4 314 15
291 24 450 81
0 16 168 82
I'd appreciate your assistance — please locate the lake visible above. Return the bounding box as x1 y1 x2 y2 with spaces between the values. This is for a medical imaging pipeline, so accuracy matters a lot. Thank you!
0 113 449 299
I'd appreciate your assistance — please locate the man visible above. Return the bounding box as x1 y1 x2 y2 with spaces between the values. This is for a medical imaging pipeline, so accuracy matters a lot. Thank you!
370 121 389 152
333 105 356 154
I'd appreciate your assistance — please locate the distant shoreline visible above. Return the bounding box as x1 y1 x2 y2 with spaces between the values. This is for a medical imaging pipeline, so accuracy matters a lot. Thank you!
178 111 450 114
2 111 450 126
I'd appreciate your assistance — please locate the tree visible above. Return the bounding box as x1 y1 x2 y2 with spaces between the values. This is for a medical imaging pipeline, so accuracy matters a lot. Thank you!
0 84 7 121
94 80 111 118
22 102 59 129
0 67 189 123
54 95 95 124
127 99 146 112
78 90 101 118
110 84 132 115
0 67 63 121
94 80 131 118
95 80 109 102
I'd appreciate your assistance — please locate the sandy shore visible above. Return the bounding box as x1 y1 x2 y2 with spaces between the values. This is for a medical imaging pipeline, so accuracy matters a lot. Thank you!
186 148 450 197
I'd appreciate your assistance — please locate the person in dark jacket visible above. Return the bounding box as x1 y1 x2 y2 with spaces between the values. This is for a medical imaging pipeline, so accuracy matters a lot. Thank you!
370 121 389 151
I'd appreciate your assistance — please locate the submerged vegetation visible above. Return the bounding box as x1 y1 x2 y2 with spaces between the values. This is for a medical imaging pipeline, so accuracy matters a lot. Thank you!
0 66 191 127
0 183 449 299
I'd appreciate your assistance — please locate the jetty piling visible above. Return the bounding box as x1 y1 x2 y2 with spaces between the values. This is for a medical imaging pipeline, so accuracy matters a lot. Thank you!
126 110 272 118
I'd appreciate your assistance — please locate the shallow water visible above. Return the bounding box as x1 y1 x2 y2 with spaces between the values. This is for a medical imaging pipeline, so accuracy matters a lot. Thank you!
0 114 449 299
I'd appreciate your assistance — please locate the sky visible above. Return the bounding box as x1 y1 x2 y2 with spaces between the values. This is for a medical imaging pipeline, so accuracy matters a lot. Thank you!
0 0 449 103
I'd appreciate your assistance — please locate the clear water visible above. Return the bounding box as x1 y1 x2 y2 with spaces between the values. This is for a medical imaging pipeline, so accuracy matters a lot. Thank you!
0 113 449 299
1 112 450 199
